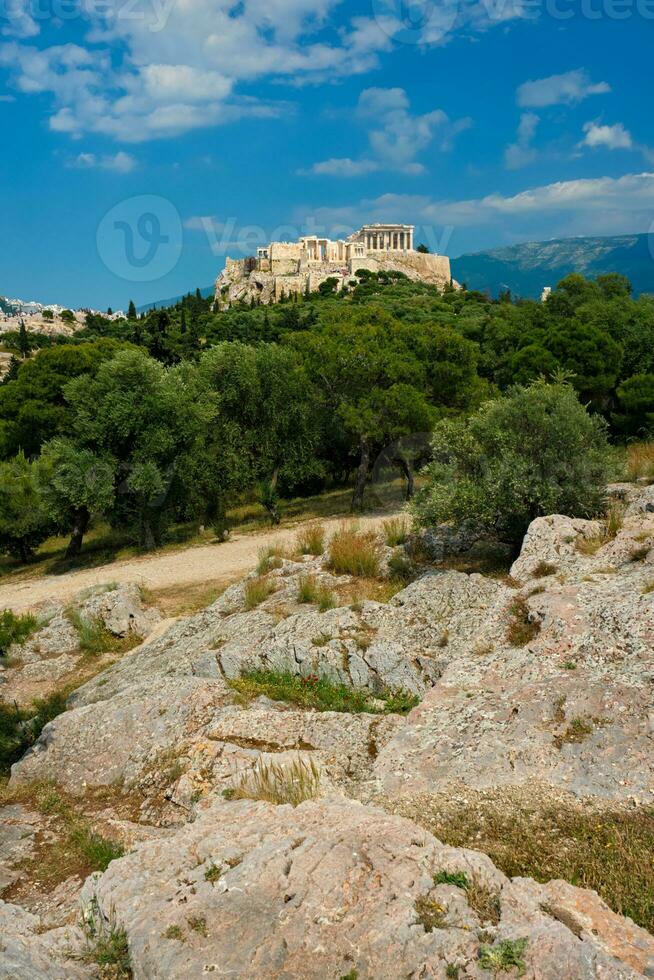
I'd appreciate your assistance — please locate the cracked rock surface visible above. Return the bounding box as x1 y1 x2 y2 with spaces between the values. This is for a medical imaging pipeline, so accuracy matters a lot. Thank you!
2 487 654 977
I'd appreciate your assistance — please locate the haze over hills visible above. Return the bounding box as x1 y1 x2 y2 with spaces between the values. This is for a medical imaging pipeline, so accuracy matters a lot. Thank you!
451 233 654 299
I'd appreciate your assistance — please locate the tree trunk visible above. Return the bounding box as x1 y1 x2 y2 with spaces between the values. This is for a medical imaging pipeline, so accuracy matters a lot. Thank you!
394 455 415 501
351 437 370 512
65 506 90 560
141 518 157 551
262 467 281 526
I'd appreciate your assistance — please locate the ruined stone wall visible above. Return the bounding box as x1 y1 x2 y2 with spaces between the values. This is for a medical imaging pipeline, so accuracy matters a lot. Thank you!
269 242 304 276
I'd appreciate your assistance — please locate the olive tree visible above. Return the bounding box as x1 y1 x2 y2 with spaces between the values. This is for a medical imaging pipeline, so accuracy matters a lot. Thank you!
413 379 612 548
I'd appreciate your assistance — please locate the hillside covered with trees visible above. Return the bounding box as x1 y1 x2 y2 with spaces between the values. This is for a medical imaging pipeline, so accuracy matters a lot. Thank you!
0 271 652 563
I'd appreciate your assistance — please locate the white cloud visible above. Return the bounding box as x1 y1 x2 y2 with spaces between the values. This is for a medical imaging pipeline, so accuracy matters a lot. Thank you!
68 150 137 172
1 0 39 39
517 69 610 108
302 87 470 178
306 172 654 252
0 0 529 143
581 121 633 150
301 158 380 177
504 112 539 169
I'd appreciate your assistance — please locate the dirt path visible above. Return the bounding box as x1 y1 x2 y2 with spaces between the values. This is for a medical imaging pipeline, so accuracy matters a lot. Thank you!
0 513 397 613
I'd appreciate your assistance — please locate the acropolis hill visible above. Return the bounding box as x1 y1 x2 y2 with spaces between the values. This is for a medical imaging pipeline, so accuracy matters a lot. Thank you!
214 223 454 308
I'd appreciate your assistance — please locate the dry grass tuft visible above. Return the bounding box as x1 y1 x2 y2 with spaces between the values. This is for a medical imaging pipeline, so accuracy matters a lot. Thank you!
467 878 501 925
625 441 654 483
506 597 540 647
384 792 654 933
296 574 335 610
576 501 625 555
328 525 381 578
243 577 276 610
532 561 557 579
231 756 321 807
256 545 288 575
295 522 325 556
382 516 410 547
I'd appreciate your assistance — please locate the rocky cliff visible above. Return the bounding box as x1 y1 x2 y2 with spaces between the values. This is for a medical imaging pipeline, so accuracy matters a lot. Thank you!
1 485 654 978
215 250 454 309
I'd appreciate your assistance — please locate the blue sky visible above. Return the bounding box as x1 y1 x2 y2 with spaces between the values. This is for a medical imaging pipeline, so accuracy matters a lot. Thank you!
1 0 652 309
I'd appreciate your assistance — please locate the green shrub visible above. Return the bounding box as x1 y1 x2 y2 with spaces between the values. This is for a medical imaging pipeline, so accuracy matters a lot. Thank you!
413 379 612 547
0 609 39 656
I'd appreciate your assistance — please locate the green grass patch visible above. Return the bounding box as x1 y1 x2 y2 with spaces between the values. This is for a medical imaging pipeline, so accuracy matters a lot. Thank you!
243 577 276 610
479 938 528 975
434 870 469 889
0 690 68 774
296 574 336 610
65 608 117 655
0 609 39 656
228 669 419 715
83 898 132 978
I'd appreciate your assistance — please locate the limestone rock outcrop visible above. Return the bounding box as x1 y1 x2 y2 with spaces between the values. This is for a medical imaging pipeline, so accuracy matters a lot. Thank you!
3 486 654 977
78 797 654 978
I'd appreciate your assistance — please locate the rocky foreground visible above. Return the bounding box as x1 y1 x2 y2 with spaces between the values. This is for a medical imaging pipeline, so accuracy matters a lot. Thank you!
1 485 654 978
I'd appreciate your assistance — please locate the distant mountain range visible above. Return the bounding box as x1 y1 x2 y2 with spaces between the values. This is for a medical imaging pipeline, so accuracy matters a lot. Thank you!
451 233 654 299
137 286 214 314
